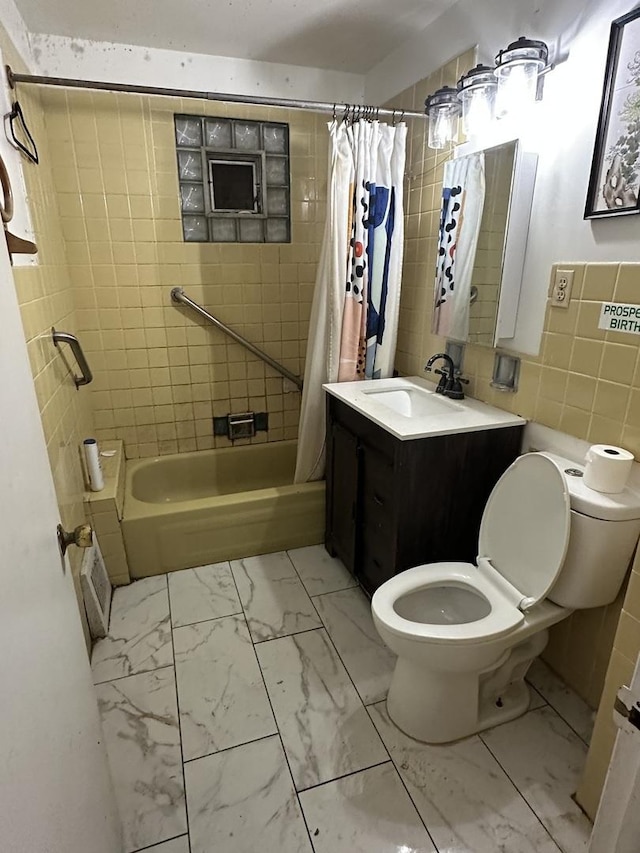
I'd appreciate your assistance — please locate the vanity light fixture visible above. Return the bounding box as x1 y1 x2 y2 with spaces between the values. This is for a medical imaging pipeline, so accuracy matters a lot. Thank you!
457 64 498 138
494 36 549 119
425 86 461 149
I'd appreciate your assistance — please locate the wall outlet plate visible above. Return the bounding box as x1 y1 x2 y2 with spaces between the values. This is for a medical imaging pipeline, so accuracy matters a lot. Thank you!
550 268 574 308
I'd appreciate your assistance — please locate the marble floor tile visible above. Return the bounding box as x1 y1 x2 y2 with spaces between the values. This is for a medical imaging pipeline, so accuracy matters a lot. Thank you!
529 684 548 711
481 706 592 852
185 735 312 853
95 667 186 853
92 576 172 684
230 551 321 642
173 614 276 761
369 702 561 853
527 659 595 743
256 629 388 790
139 837 190 853
287 544 357 596
299 762 436 853
313 587 396 705
168 562 241 627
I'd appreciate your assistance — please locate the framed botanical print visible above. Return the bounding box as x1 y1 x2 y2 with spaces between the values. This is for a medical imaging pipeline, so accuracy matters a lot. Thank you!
585 7 640 218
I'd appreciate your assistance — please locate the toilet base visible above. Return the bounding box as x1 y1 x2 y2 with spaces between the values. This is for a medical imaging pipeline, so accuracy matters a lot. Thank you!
386 630 548 743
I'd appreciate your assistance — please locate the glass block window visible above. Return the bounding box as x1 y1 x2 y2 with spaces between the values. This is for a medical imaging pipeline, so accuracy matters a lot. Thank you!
174 114 290 243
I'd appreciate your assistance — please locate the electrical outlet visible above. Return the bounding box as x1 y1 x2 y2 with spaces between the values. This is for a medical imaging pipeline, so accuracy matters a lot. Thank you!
550 268 574 308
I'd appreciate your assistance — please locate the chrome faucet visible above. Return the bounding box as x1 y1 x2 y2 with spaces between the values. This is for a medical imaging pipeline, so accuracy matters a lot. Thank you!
424 352 468 400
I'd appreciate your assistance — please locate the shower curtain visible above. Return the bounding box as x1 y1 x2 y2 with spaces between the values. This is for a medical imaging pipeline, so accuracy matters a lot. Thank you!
294 119 407 484
431 152 485 341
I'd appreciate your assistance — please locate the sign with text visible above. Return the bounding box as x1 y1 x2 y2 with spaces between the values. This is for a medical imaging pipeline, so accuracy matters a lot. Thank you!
598 302 640 335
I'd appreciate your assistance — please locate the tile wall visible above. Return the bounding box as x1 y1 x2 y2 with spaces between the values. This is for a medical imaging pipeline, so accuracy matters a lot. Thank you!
578 544 640 817
43 89 327 458
0 23 94 646
390 55 640 818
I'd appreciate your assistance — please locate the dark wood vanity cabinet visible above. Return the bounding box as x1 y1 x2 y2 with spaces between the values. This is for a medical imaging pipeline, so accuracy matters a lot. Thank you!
325 395 524 597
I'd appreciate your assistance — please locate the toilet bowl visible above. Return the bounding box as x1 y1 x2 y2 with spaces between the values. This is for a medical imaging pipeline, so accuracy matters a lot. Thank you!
372 451 640 743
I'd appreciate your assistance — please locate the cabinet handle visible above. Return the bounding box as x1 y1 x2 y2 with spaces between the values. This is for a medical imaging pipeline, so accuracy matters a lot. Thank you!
373 493 384 506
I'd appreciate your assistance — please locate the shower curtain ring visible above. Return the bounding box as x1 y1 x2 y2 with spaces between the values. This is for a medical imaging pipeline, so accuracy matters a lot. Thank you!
400 110 405 123
332 103 336 121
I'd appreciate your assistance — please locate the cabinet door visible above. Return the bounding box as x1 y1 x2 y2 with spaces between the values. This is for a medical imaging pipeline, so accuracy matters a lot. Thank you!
326 421 359 573
358 443 397 595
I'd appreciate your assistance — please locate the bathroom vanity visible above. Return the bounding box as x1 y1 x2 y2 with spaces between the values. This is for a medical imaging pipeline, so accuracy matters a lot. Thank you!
324 377 525 596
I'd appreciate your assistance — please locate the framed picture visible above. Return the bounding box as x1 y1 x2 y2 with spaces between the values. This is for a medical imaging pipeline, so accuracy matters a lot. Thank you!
585 8 640 219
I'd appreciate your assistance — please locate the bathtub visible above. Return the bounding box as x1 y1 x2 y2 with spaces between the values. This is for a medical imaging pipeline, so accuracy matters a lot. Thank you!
122 440 325 577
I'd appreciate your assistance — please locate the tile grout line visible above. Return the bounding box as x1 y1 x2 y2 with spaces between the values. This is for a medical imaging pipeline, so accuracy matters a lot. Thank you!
92 660 176 687
361 703 442 853
295 560 441 852
525 680 593 747
131 832 189 853
226 555 319 853
478 717 564 853
182 730 278 765
167 574 193 853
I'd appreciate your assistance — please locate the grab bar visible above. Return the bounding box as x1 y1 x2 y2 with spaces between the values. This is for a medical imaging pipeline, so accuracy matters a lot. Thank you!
52 328 93 387
170 287 303 391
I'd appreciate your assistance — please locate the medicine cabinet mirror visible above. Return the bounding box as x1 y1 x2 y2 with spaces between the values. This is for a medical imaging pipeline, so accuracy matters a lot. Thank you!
432 139 537 347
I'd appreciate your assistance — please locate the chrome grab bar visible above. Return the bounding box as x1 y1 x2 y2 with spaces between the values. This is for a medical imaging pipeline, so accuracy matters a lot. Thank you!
170 287 303 391
51 328 93 387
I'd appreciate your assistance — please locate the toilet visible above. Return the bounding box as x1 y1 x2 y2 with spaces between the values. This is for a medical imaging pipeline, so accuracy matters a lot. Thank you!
372 451 640 743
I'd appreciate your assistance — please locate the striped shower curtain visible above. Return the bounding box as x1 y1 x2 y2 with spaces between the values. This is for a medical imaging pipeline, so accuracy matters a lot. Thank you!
294 118 407 484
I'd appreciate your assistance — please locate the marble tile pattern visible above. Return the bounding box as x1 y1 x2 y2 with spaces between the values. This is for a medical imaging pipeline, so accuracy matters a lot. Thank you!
230 551 321 642
91 576 172 684
168 562 241 627
287 545 357 596
313 587 396 705
185 735 312 853
173 614 276 761
299 762 436 853
481 706 592 852
256 628 388 790
95 667 186 853
527 658 595 743
95 560 595 853
369 702 561 853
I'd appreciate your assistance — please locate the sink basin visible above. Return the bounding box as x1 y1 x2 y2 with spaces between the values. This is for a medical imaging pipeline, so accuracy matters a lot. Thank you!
323 376 525 441
362 386 462 418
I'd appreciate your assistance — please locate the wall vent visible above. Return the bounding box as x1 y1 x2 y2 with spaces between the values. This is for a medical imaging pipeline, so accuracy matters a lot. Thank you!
80 539 112 639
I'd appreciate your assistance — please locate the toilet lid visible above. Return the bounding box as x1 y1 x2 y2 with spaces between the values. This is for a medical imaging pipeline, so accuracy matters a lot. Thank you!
478 453 571 606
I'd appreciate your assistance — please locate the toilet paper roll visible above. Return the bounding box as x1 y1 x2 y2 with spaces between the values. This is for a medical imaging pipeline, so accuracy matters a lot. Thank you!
583 444 634 494
83 438 104 492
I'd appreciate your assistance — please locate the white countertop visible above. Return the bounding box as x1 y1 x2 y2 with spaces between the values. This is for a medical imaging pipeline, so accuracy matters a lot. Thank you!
324 376 525 440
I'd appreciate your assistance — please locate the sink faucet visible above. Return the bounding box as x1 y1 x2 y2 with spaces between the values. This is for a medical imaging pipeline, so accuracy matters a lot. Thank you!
424 352 468 400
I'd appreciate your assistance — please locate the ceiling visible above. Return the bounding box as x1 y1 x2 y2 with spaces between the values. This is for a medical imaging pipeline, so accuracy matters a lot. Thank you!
13 0 457 74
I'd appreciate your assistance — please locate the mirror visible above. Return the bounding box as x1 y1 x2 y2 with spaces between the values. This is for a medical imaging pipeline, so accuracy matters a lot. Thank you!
432 139 537 347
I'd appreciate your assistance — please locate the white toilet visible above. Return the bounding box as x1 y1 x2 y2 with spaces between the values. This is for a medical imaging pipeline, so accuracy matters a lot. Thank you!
372 451 640 743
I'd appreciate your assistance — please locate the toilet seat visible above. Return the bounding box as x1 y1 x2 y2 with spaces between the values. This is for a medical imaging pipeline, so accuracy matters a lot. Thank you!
371 454 572 647
372 562 524 645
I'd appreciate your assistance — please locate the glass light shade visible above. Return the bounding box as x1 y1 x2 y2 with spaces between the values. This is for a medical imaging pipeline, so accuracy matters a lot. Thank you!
457 64 497 138
494 36 548 119
425 86 461 149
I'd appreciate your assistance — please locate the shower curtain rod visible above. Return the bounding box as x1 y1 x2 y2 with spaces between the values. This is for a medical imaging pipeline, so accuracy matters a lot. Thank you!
5 65 426 120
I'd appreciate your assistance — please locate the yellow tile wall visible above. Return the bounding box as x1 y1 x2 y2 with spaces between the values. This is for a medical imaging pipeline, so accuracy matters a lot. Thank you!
43 89 327 458
0 24 94 648
391 55 640 818
577 546 640 818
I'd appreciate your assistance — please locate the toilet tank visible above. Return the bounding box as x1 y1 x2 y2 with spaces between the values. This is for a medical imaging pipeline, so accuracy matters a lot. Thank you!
541 452 640 609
